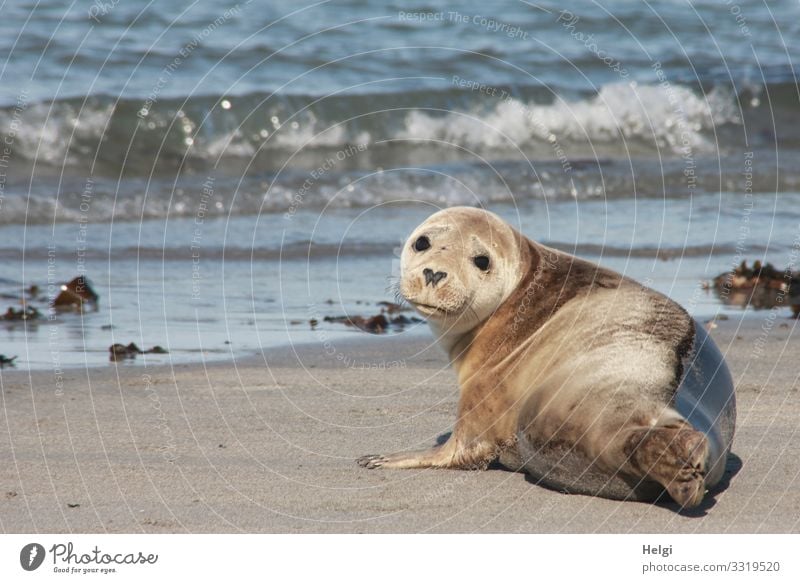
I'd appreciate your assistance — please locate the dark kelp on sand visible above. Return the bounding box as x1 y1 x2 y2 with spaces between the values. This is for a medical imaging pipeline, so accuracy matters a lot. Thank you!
309 301 423 334
0 354 17 369
708 260 800 317
52 276 99 311
109 343 169 362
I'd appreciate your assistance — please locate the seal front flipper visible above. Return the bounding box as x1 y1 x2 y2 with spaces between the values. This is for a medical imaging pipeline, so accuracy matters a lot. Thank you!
357 436 497 470
356 450 445 470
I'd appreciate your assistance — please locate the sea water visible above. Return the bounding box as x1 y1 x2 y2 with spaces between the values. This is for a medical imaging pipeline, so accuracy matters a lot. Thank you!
1 0 798 369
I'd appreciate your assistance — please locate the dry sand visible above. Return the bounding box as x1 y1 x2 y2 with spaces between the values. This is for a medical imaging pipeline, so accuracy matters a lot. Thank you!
1 316 798 533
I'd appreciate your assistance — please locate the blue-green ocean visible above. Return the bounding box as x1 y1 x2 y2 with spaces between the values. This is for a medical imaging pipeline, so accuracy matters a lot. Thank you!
1 0 798 368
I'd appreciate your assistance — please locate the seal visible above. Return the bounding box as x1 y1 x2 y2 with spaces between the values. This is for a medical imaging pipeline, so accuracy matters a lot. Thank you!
358 207 736 508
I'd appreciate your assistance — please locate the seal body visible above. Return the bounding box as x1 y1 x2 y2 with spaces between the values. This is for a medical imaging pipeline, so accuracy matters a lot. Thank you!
358 207 736 508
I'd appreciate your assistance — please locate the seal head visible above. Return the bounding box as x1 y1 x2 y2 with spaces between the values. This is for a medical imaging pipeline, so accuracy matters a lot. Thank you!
400 207 524 339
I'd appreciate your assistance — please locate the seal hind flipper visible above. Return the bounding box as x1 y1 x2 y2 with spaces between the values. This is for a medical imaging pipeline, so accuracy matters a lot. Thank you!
623 422 709 508
517 416 710 507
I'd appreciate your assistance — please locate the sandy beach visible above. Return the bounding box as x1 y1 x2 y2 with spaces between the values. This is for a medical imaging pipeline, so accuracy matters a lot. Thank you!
1 315 798 534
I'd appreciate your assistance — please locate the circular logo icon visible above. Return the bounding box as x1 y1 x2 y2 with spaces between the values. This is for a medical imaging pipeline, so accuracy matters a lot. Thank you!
20 543 46 571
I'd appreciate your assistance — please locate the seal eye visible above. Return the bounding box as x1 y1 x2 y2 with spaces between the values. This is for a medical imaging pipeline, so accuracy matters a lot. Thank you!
473 255 490 271
414 236 431 252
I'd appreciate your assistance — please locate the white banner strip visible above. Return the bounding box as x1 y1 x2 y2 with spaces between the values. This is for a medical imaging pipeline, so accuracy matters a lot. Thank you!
1 534 797 582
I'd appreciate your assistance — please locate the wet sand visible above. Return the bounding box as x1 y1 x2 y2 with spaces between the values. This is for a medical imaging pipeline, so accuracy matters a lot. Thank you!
1 316 798 533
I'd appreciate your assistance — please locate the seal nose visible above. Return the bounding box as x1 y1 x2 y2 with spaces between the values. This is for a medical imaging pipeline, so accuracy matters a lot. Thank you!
423 268 447 287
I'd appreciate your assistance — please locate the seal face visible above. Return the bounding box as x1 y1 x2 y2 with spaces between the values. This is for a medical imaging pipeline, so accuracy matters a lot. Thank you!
358 207 737 509
398 206 523 339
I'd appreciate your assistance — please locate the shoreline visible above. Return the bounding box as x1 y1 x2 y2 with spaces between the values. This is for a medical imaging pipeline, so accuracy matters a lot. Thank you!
3 304 795 374
1 316 798 533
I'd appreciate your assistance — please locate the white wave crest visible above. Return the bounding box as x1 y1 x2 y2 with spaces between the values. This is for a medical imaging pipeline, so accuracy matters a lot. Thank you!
401 82 739 153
